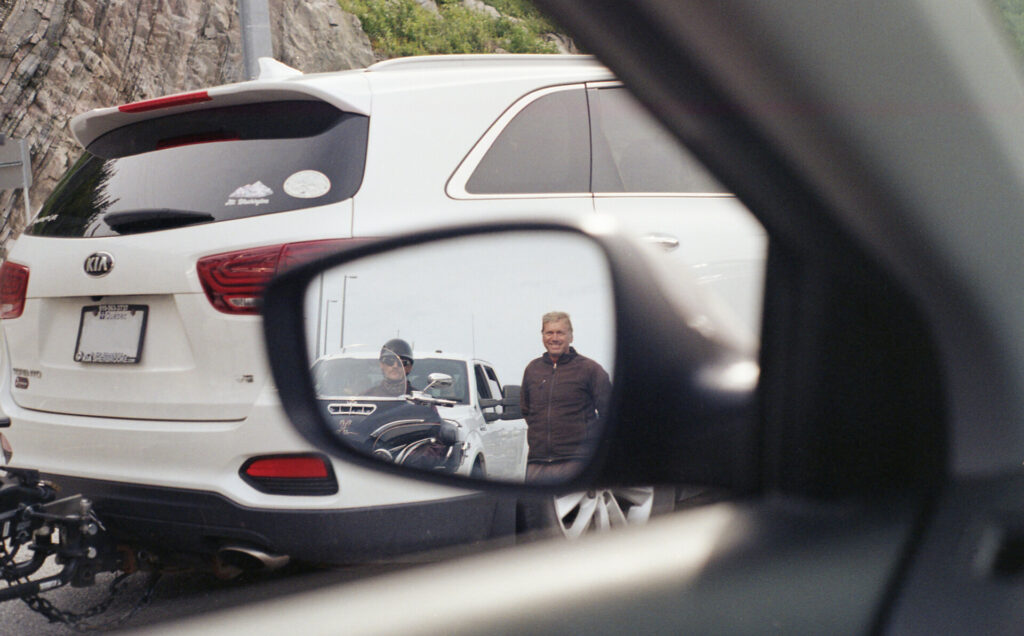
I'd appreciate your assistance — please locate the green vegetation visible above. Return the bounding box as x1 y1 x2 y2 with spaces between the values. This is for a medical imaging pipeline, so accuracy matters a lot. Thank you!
485 0 560 34
994 0 1024 56
338 0 562 57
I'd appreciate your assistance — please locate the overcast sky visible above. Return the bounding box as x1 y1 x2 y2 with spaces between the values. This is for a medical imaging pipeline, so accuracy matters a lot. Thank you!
304 230 616 385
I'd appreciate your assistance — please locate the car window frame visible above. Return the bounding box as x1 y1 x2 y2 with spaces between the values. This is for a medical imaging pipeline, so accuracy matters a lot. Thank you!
446 83 593 200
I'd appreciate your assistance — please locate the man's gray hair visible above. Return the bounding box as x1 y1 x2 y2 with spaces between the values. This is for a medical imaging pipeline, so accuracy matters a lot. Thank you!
541 311 573 332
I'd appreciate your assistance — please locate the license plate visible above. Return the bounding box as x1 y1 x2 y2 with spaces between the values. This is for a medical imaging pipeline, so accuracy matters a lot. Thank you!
73 304 148 364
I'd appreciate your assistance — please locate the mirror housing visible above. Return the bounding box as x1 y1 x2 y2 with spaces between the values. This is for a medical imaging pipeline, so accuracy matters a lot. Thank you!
424 373 454 390
499 385 523 421
262 220 758 493
480 397 502 423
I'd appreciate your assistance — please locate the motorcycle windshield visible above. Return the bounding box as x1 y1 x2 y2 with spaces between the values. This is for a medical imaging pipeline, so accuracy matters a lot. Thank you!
312 349 411 399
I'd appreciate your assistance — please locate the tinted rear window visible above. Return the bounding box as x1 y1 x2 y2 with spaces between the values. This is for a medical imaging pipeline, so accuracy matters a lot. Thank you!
465 88 590 195
590 86 725 193
28 101 368 237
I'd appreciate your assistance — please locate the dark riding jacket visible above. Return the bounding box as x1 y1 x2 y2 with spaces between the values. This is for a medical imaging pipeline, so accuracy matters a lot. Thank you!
520 347 611 462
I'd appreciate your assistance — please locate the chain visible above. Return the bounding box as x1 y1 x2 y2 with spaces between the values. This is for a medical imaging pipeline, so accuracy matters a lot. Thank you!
0 539 14 570
21 570 162 632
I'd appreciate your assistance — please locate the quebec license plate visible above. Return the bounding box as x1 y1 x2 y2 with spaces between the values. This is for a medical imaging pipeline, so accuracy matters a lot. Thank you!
73 304 148 364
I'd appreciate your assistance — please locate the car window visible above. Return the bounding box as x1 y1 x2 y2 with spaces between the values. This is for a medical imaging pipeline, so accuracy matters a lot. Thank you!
27 101 368 238
474 364 493 400
484 366 504 398
409 358 470 403
464 87 590 194
589 86 726 193
462 83 727 197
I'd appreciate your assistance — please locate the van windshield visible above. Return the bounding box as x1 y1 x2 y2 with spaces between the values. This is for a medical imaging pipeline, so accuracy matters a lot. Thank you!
27 101 368 237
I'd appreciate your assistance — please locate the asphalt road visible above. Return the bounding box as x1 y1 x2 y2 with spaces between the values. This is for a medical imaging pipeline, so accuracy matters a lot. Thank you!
0 559 411 634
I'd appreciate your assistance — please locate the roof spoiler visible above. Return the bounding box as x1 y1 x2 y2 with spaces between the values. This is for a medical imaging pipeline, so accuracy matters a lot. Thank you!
256 57 303 81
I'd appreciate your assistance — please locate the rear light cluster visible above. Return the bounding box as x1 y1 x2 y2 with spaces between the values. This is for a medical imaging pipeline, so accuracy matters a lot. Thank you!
197 239 366 315
240 454 338 496
0 261 29 319
118 91 212 113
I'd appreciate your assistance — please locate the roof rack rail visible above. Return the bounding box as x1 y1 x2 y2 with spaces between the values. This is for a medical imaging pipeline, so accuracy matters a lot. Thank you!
366 54 601 72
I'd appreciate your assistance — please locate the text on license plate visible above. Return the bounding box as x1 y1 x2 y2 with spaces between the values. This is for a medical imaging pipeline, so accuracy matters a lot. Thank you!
73 304 148 364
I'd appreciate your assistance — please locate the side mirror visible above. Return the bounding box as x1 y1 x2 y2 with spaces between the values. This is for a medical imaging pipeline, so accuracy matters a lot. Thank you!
262 221 758 493
424 373 454 390
480 397 502 423
499 385 523 420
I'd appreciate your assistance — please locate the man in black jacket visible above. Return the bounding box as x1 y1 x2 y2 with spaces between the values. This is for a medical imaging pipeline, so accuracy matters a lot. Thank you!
521 311 611 483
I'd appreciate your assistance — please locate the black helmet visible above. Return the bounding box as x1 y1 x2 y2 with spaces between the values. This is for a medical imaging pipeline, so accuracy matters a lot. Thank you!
380 338 413 365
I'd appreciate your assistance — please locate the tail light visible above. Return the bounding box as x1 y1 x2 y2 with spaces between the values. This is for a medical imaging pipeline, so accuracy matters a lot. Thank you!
118 91 212 113
0 261 29 319
197 239 366 315
240 454 337 495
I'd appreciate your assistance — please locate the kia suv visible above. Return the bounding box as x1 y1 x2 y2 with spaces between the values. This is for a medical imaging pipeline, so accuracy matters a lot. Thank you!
0 55 764 565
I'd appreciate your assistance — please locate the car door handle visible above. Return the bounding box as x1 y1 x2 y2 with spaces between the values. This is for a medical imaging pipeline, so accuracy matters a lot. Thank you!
643 233 680 251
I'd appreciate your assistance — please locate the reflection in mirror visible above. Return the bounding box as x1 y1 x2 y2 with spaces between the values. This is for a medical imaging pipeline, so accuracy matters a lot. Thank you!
302 231 615 485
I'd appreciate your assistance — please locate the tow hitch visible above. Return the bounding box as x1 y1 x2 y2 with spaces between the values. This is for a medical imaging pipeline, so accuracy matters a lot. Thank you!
0 467 161 629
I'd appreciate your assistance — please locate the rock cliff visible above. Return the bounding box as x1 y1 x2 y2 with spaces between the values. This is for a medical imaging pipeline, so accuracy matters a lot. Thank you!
0 0 376 251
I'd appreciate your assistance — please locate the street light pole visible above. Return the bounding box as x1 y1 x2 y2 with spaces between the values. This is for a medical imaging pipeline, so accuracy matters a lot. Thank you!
340 275 357 349
314 273 325 358
324 300 338 355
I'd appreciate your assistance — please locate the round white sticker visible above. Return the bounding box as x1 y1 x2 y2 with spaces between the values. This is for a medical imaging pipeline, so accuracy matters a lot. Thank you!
283 170 331 199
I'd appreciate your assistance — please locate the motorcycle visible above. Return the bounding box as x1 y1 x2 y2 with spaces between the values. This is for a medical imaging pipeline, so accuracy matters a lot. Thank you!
312 349 467 473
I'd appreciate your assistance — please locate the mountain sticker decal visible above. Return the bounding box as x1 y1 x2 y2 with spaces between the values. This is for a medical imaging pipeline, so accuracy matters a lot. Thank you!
226 181 274 206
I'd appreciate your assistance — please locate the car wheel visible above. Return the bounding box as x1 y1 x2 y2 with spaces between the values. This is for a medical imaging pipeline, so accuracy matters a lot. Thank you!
518 486 676 541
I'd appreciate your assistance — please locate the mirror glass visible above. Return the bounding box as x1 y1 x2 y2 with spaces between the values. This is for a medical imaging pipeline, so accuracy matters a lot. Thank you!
301 231 615 484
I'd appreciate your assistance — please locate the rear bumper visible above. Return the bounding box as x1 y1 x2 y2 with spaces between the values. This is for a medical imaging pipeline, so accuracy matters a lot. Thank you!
46 474 516 564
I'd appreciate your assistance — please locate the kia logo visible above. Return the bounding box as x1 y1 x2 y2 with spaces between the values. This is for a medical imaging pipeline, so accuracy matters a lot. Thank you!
84 252 114 277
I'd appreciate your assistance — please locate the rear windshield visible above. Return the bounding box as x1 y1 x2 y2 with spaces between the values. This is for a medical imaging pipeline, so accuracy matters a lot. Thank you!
28 101 368 237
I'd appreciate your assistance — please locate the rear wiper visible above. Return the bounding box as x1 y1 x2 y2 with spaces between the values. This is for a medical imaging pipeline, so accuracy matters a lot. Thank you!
102 209 215 234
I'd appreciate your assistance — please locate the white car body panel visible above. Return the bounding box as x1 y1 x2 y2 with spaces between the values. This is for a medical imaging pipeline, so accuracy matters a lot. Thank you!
5 204 352 420
593 195 766 332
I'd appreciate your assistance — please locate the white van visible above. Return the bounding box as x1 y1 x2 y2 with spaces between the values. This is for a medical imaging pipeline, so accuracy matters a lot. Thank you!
0 55 764 564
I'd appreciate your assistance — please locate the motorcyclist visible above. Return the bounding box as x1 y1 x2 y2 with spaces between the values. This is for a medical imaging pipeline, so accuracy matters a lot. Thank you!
366 338 417 397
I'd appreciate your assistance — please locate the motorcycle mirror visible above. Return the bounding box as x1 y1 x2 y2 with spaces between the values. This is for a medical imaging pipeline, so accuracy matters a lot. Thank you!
262 222 759 493
424 373 454 390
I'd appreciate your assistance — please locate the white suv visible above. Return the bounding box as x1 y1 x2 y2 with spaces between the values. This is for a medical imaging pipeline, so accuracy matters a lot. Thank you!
0 55 764 565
